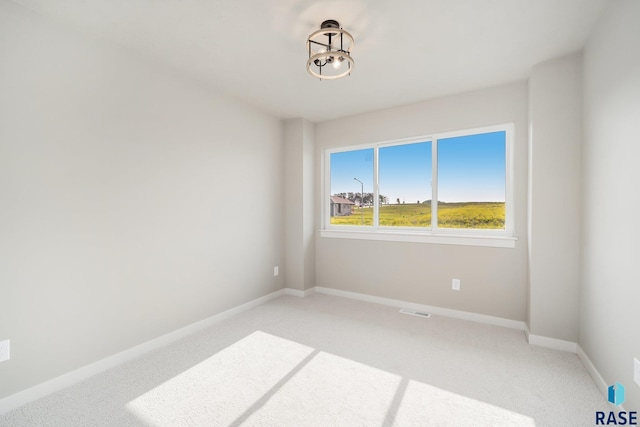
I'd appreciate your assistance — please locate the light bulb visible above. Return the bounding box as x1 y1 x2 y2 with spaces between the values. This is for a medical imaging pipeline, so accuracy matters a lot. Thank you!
333 56 344 69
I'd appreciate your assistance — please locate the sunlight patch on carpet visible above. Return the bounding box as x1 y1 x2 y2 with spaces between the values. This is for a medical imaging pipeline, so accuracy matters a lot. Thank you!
126 331 314 426
243 350 401 426
126 331 535 426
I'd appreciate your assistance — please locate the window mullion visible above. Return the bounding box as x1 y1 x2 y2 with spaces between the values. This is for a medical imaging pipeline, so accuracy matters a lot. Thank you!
373 146 379 228
431 138 438 233
324 150 331 229
505 125 514 235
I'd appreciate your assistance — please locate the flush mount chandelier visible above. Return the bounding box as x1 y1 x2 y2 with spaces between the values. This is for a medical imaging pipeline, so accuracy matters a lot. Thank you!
306 19 354 80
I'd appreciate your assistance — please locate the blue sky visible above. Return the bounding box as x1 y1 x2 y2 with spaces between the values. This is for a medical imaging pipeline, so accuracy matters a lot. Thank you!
438 131 506 202
330 131 505 203
379 142 431 203
331 147 375 197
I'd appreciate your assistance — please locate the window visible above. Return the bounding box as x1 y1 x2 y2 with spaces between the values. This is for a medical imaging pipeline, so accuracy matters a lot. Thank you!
329 148 373 226
436 131 507 230
379 141 432 227
322 124 515 247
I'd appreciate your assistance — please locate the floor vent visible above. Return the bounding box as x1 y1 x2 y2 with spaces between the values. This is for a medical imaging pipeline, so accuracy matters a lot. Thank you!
399 308 431 318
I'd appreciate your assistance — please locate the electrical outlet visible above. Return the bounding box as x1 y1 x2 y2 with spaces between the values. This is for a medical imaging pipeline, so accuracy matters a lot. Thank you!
0 339 10 363
273 266 279 276
452 279 461 291
634 358 640 387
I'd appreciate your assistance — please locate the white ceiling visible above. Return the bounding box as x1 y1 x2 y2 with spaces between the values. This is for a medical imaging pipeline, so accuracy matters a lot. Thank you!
13 0 610 122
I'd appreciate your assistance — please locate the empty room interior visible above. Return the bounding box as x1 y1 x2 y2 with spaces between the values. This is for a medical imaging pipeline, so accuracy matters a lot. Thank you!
1 0 639 425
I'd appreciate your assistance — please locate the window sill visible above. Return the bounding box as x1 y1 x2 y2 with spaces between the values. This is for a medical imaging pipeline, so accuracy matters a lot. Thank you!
319 229 517 248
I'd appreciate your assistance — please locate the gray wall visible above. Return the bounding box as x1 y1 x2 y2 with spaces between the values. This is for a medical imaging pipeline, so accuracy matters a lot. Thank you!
0 1 284 399
315 83 529 321
528 54 582 342
3 0 638 410
284 119 315 291
579 0 640 409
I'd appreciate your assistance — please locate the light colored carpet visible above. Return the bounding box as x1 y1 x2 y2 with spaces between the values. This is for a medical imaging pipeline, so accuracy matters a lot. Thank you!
0 293 610 426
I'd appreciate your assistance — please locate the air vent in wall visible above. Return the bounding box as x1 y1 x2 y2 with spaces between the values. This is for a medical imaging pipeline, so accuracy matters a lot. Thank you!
399 308 431 318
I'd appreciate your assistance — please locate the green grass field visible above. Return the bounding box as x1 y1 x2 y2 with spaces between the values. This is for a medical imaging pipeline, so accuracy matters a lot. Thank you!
330 202 505 229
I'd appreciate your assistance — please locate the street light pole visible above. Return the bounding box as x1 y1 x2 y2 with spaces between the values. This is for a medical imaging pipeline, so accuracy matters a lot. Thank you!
354 177 364 225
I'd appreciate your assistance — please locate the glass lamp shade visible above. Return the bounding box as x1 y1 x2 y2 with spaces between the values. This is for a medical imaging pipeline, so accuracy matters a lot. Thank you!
306 25 354 80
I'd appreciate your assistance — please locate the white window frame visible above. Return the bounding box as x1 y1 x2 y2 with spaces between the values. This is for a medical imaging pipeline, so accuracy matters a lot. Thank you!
320 124 516 248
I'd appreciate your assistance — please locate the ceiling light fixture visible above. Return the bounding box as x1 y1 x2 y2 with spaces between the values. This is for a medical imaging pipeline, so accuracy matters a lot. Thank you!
306 19 354 80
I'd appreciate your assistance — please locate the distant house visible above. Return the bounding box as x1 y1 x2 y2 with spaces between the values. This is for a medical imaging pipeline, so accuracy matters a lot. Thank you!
330 196 355 217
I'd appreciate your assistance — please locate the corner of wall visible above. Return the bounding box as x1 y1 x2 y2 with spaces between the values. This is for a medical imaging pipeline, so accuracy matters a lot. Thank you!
283 119 316 291
527 53 582 342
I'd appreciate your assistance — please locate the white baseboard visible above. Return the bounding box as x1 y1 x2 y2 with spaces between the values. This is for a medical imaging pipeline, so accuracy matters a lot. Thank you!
307 288 617 408
284 287 316 298
313 286 525 330
0 288 286 415
524 325 577 353
0 285 610 416
576 344 617 406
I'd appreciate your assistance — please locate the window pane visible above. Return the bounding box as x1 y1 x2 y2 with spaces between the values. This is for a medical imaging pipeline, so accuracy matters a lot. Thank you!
437 131 506 229
379 142 432 227
330 148 374 226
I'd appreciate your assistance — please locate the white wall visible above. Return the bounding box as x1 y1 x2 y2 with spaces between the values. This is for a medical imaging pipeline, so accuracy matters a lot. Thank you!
580 0 640 409
284 119 315 291
315 82 529 321
528 54 582 342
0 1 284 399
